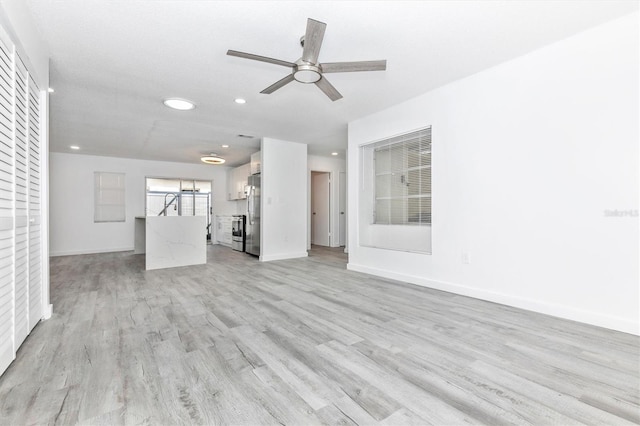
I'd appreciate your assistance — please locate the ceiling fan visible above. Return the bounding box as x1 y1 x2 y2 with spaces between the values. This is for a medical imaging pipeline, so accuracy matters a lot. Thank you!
227 18 387 101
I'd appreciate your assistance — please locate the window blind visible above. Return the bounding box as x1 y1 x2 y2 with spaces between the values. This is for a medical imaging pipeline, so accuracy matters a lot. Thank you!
364 127 431 225
94 172 125 222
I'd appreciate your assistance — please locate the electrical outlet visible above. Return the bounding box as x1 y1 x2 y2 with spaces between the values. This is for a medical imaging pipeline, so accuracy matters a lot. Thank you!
462 252 471 264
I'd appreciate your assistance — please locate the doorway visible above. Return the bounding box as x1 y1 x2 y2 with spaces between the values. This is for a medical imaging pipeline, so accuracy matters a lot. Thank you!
311 171 330 246
339 171 346 247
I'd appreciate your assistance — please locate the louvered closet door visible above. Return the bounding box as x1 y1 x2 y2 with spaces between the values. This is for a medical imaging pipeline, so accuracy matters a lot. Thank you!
13 58 29 348
0 33 14 374
27 75 41 326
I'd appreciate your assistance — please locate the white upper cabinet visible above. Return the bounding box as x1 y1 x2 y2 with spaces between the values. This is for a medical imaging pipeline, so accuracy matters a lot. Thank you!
227 163 250 200
250 151 261 175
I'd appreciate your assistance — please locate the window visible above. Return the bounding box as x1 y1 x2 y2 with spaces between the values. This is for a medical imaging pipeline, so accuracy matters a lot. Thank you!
358 126 432 253
145 177 213 240
145 178 211 217
94 172 125 222
367 126 431 225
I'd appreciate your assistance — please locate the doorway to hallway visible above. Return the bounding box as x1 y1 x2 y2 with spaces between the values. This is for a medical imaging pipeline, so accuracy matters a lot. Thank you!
310 171 330 246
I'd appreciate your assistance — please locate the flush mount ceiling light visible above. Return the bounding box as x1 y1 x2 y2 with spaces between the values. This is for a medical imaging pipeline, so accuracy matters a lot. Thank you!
69 145 80 150
163 98 195 111
293 59 322 83
200 154 225 165
221 144 229 148
331 152 338 156
234 98 246 104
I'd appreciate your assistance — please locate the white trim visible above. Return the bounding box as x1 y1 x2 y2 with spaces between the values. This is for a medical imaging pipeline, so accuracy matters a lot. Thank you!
40 74 50 325
42 303 52 320
347 262 640 336
50 246 134 257
260 251 308 262
0 345 14 376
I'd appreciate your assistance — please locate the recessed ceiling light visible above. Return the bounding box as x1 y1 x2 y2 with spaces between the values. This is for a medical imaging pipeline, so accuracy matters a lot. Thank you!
234 98 246 104
163 98 195 110
200 154 225 165
48 88 54 93
331 152 338 156
70 145 80 150
221 144 229 148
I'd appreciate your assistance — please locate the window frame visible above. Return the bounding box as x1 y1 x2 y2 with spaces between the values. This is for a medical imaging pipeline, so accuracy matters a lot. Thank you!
370 126 432 226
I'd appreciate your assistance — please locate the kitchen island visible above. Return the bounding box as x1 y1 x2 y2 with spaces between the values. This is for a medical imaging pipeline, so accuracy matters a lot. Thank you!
134 216 207 270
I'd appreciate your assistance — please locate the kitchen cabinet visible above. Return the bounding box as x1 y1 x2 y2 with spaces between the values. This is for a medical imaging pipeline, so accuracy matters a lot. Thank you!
227 163 250 200
216 215 233 246
250 151 261 175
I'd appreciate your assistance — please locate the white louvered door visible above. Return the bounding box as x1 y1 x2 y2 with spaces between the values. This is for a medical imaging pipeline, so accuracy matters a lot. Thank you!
28 75 41 326
0 26 45 376
0 32 14 375
14 57 29 348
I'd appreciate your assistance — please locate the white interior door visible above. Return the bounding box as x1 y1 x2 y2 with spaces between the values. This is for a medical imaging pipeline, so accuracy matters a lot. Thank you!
28 75 42 327
311 172 330 246
339 172 346 246
14 57 29 348
0 31 45 376
0 33 15 375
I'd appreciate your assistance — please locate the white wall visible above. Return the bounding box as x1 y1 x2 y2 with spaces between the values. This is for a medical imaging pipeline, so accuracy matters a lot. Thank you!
0 0 49 85
49 153 238 256
261 138 308 261
308 155 346 248
348 12 639 335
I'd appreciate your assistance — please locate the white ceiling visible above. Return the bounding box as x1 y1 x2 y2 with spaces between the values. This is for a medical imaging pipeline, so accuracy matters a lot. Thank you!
26 0 637 167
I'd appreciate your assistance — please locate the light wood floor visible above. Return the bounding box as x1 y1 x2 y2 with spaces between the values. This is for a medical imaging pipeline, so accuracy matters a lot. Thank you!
0 245 638 425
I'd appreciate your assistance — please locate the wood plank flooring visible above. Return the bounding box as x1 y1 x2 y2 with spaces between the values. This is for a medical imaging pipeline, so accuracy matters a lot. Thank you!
0 245 638 425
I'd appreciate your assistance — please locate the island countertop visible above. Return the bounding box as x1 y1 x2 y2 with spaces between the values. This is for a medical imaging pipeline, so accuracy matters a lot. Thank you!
134 216 206 270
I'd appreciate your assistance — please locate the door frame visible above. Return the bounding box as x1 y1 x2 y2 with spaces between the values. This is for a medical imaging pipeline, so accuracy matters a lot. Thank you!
308 170 332 249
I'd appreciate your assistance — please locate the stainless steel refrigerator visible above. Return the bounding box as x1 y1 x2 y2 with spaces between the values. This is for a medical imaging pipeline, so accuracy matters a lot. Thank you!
245 174 260 256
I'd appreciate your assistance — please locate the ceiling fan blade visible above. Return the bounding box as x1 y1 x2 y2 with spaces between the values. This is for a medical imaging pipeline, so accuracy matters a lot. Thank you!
260 74 296 94
302 18 326 64
321 60 387 73
315 77 343 101
227 50 295 68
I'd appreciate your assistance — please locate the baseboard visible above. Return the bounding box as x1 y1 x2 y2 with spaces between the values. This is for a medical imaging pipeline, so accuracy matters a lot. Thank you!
50 246 134 257
43 304 53 320
0 345 14 376
260 251 309 262
347 262 639 336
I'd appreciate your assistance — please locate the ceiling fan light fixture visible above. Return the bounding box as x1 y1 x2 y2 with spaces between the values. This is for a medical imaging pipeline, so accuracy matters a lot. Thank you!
200 154 225 165
293 63 321 84
163 98 195 111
